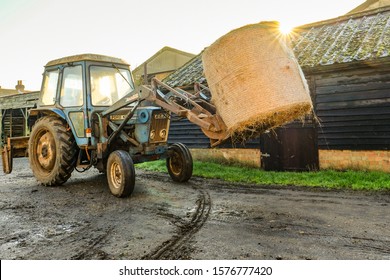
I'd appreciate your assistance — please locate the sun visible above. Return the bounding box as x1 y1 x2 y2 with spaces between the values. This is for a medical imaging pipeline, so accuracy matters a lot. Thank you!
279 21 294 35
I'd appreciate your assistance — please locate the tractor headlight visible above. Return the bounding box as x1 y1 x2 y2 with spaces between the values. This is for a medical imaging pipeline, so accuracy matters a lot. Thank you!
150 130 156 140
159 129 167 139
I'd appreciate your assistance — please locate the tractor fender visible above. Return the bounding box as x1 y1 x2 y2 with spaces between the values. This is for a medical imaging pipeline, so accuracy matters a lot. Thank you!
29 108 67 121
29 108 88 146
28 108 68 134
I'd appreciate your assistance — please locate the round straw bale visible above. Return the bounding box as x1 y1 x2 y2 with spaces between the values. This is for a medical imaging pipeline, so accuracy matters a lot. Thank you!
202 22 312 140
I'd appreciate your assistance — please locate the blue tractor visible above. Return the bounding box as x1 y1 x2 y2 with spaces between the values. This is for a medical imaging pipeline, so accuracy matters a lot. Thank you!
2 54 229 197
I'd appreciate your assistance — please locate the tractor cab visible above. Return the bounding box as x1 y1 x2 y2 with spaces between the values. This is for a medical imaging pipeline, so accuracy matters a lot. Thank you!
35 54 135 146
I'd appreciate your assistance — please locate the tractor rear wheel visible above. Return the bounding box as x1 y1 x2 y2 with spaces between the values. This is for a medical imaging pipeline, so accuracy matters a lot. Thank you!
106 150 135 198
166 143 193 182
28 116 78 186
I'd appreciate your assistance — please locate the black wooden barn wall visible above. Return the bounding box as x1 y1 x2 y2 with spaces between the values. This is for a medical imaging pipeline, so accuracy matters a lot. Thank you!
312 65 390 151
167 116 260 149
168 117 210 148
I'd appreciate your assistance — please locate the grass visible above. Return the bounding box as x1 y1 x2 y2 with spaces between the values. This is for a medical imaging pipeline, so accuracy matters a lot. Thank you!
136 160 390 191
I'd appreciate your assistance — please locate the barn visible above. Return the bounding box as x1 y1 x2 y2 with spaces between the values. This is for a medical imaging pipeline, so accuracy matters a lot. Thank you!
164 6 390 172
294 5 390 172
132 46 195 86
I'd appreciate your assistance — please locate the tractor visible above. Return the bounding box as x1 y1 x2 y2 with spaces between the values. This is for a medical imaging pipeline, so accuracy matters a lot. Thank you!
2 54 229 197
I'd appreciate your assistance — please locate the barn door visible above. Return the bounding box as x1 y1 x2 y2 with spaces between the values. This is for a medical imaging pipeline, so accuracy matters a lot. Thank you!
260 121 318 171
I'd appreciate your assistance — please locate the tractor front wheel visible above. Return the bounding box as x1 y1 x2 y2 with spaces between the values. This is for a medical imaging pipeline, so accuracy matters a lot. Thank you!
106 150 135 198
166 143 193 182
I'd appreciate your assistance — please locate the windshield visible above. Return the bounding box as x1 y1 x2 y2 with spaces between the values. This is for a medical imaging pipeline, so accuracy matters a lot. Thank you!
90 66 134 106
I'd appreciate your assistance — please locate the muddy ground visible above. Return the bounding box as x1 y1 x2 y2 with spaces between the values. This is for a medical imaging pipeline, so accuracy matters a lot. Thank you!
0 158 389 260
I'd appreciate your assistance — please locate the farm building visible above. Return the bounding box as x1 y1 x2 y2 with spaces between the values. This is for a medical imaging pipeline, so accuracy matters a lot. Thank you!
132 46 195 86
347 0 390 14
0 81 38 147
164 5 390 172
0 80 28 96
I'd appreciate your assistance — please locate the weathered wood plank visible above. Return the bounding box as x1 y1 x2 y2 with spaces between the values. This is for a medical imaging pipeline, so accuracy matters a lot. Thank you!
313 65 390 151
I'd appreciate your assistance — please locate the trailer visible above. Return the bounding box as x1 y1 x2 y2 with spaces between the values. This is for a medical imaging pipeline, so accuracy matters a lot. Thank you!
0 92 39 147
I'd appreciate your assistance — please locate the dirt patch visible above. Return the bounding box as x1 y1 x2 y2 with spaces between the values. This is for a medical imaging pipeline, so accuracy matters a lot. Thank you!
0 158 389 259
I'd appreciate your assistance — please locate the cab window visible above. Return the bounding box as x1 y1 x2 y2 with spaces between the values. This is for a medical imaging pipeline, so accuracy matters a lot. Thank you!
60 65 84 107
40 70 59 105
90 66 134 106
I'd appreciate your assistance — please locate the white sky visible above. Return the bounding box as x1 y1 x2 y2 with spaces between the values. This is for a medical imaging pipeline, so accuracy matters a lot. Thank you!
0 0 365 90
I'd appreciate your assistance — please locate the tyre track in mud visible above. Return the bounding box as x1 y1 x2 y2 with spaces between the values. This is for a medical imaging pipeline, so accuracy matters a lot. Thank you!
70 226 114 260
139 172 212 260
137 171 390 259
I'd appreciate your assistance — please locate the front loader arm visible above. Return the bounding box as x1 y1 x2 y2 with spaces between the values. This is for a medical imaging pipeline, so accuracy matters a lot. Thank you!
102 78 229 147
148 78 229 147
101 86 149 117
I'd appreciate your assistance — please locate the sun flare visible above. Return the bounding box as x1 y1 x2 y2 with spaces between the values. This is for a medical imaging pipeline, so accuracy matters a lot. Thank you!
279 21 294 35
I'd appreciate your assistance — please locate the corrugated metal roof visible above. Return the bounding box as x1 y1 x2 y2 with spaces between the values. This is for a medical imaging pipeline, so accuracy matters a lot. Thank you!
164 7 390 87
293 7 390 68
0 91 39 109
163 54 205 87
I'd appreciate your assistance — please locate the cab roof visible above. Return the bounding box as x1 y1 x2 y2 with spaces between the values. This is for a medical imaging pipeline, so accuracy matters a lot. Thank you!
45 53 130 67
